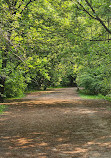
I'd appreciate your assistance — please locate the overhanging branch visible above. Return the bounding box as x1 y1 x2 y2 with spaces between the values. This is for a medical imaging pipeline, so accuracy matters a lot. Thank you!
76 0 111 34
76 1 96 19
90 39 111 41
20 0 36 14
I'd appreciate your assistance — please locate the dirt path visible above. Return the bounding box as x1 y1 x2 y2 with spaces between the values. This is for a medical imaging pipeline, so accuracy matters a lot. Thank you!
0 88 111 158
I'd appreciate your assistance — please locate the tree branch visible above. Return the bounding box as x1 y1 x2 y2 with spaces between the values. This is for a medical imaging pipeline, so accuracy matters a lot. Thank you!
76 0 111 34
14 0 18 7
84 0 111 34
85 0 96 13
90 39 111 41
0 29 26 63
4 0 11 9
13 0 25 14
77 1 96 19
20 0 36 14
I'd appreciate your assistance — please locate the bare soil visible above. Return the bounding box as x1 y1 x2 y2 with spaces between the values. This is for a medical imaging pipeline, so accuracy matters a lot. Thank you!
0 87 111 158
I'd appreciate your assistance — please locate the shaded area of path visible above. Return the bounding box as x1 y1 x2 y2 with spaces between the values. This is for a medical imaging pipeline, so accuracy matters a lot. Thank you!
0 88 111 158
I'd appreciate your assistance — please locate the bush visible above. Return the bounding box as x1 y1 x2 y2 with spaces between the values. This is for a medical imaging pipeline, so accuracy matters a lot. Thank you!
0 104 6 114
5 71 27 98
77 71 111 95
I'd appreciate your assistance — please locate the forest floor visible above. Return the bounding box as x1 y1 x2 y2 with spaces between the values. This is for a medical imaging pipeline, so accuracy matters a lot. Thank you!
0 87 111 158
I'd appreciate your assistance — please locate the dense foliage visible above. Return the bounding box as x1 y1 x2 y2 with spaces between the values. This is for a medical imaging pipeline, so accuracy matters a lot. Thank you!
0 0 111 101
76 42 111 95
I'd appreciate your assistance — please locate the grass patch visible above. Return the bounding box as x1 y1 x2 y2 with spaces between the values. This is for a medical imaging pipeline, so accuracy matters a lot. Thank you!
78 89 111 101
0 104 6 114
79 93 104 99
78 89 104 100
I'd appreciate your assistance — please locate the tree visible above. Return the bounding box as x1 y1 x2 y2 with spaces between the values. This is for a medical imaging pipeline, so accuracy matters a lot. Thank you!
0 0 37 101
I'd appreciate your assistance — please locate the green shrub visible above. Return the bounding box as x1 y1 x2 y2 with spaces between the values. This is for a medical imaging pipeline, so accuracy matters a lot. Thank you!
0 105 6 114
105 94 111 101
77 71 111 95
5 71 27 98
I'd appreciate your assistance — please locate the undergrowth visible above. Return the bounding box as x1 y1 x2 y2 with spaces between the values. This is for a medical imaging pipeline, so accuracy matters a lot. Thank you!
0 105 6 114
78 89 111 101
6 94 25 100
